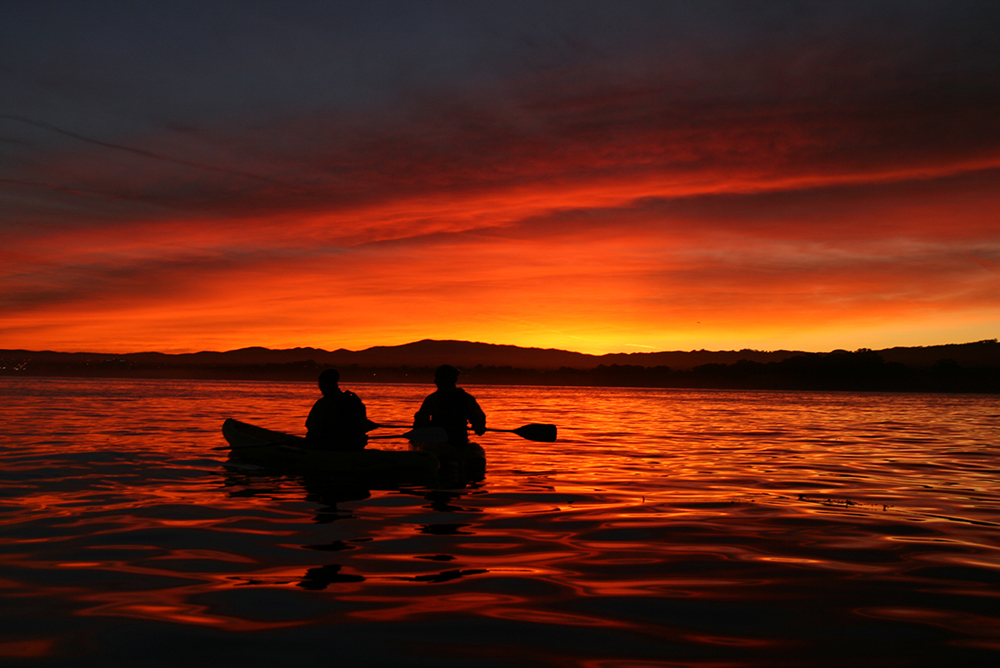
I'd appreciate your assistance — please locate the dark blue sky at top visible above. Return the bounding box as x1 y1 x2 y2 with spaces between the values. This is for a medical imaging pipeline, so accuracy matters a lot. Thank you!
3 0 999 231
4 1 998 142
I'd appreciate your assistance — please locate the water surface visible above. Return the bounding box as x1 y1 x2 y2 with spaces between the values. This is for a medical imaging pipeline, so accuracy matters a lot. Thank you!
1 378 999 666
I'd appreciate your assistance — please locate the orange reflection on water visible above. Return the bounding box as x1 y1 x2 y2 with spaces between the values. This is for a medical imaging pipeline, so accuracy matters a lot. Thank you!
347 592 523 622
5 379 1000 664
568 578 748 599
55 562 103 568
481 607 621 627
0 639 57 659
77 591 305 631
683 633 777 648
145 549 258 565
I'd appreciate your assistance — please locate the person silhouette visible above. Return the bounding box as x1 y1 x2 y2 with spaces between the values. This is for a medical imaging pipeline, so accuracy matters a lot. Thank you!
305 369 372 451
414 364 486 447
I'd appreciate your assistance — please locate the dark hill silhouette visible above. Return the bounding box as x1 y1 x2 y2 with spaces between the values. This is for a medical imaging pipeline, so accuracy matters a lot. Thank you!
2 339 997 392
877 341 1000 368
331 340 597 369
3 338 1000 370
0 340 805 371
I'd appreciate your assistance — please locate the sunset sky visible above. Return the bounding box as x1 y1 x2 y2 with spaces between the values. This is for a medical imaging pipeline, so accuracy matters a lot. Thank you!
2 1 998 355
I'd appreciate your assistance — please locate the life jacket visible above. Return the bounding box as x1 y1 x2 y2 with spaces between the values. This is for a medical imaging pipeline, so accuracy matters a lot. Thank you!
343 390 371 438
306 389 368 451
420 387 480 445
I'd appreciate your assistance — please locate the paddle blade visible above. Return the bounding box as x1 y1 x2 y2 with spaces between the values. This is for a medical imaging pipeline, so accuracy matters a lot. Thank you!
513 423 557 442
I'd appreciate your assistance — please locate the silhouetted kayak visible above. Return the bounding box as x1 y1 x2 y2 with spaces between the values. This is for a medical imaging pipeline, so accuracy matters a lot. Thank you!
411 440 487 481
222 418 440 484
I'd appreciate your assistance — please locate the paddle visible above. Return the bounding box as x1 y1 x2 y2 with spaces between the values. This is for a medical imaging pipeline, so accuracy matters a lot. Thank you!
372 422 557 442
369 427 449 442
482 424 557 442
217 427 449 450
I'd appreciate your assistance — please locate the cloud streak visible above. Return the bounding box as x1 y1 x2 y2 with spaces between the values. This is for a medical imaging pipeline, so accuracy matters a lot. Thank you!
2 1 999 353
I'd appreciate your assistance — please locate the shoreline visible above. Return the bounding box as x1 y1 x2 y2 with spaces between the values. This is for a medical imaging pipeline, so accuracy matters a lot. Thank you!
3 355 997 394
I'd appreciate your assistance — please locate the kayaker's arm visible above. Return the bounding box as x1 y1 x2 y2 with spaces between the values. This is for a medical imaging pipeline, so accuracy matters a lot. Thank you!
467 393 486 436
413 393 437 428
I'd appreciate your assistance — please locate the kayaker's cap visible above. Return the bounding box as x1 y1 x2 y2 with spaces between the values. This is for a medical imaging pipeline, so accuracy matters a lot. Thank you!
318 368 340 395
434 364 460 385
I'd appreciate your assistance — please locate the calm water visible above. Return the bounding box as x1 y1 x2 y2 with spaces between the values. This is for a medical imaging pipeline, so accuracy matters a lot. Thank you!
1 377 999 667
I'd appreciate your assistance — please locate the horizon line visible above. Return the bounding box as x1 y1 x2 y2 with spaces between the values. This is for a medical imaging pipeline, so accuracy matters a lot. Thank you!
3 337 998 358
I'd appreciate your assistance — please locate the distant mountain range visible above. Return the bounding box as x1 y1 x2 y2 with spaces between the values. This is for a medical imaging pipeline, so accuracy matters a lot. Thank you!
3 338 999 372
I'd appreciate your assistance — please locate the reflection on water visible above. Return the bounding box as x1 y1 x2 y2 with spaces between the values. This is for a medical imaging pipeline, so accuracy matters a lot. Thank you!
1 377 999 665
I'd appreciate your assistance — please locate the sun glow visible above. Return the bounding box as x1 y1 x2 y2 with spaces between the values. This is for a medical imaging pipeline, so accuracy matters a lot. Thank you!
3 4 999 355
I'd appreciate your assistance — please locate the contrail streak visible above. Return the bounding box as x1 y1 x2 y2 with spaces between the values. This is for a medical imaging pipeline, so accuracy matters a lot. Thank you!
0 113 313 193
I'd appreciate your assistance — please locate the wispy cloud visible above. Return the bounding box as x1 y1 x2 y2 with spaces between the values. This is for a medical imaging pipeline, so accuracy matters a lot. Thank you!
2 1 999 352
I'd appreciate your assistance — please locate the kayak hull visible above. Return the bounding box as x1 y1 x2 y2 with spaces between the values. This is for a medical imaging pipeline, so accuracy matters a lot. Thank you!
223 418 440 485
411 441 487 482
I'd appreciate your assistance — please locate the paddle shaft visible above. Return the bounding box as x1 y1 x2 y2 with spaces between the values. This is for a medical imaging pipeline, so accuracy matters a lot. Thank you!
219 428 447 450
369 427 448 442
373 422 557 442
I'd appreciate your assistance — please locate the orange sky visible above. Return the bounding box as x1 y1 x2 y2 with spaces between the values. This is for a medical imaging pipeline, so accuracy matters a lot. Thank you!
2 3 998 354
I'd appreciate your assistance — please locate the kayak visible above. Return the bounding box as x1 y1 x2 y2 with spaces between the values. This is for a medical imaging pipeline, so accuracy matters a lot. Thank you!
411 440 487 481
222 418 440 484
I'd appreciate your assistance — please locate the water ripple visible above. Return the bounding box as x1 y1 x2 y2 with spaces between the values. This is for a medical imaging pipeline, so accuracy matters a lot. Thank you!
1 378 999 665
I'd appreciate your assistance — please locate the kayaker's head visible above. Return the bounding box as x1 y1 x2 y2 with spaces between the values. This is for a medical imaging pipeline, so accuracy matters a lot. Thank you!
434 364 460 389
318 368 341 396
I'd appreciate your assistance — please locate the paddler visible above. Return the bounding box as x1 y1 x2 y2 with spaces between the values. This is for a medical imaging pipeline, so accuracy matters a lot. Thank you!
413 364 486 446
305 368 373 451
